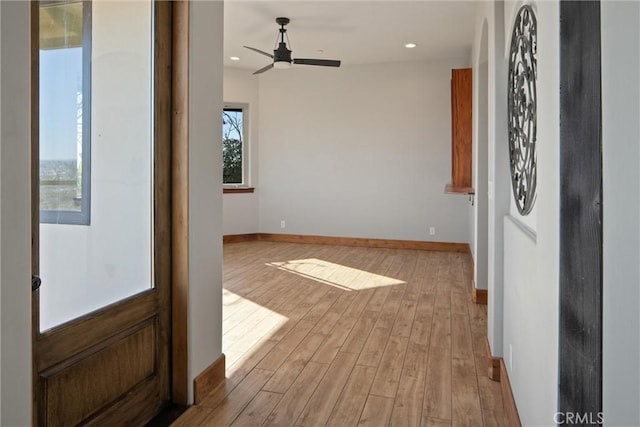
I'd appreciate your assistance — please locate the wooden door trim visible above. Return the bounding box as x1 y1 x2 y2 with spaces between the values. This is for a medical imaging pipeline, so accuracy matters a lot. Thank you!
171 0 190 405
153 0 173 406
30 2 40 423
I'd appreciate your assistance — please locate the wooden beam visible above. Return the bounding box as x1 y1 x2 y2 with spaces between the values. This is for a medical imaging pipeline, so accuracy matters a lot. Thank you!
559 0 603 416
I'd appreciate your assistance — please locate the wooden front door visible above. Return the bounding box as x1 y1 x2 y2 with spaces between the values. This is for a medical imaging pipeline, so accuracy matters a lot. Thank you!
31 1 172 424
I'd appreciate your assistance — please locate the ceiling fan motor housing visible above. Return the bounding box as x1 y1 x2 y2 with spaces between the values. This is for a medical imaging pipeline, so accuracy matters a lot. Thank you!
274 42 292 64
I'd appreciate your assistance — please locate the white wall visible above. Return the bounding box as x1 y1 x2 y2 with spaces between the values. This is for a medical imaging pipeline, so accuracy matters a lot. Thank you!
257 60 470 243
223 67 259 235
501 1 560 425
473 0 510 358
529 1 561 423
39 0 153 330
471 17 489 291
601 2 640 425
471 1 560 424
188 0 224 404
502 216 542 424
0 1 31 424
0 1 3 417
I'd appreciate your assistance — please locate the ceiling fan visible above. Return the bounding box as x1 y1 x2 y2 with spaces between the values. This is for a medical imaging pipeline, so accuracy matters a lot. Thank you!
244 17 342 75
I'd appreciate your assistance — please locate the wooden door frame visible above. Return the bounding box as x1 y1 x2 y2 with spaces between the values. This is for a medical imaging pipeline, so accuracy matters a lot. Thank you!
31 2 40 421
559 0 603 418
171 0 190 405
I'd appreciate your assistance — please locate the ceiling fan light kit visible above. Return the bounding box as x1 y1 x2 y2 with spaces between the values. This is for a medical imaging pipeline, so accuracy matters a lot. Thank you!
274 61 292 69
244 17 342 75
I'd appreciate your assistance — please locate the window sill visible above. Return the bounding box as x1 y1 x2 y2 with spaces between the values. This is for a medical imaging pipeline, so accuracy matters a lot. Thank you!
223 187 255 194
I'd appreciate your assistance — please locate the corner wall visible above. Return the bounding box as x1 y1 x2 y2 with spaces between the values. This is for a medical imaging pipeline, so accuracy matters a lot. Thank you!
0 2 3 418
188 0 224 403
0 1 32 424
470 18 489 292
601 2 640 425
472 0 510 359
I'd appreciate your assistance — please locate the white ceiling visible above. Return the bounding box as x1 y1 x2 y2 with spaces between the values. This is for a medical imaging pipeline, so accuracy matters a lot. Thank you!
224 1 478 71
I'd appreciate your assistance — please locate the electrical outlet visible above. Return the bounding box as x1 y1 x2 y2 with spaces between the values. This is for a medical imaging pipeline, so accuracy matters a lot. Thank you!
280 220 286 229
429 226 436 236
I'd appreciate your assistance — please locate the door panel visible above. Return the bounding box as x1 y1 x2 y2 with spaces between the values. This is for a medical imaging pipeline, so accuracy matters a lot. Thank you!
42 321 156 426
34 291 157 373
32 1 172 424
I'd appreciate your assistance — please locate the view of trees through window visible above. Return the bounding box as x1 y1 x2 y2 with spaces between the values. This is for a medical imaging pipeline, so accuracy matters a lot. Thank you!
223 108 243 184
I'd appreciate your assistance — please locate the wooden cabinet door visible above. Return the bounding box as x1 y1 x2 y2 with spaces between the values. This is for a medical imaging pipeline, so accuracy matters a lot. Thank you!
31 1 172 424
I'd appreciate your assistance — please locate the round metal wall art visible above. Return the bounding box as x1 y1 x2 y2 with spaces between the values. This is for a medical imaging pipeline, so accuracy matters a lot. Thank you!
507 5 537 215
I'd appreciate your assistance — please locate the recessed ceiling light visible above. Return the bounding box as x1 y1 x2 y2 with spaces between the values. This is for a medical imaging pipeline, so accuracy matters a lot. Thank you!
230 56 240 61
405 43 417 49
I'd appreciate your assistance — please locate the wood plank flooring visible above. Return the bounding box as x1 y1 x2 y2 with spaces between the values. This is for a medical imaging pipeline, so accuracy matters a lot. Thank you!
173 241 507 427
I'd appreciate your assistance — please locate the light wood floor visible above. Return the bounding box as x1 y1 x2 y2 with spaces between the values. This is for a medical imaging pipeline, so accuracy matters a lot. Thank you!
173 241 507 427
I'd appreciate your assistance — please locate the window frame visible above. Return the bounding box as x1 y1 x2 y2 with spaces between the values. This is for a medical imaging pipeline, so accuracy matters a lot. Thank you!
39 0 92 225
222 103 250 189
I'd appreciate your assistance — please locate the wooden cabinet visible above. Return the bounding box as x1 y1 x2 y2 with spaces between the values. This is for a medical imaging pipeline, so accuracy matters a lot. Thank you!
445 68 474 195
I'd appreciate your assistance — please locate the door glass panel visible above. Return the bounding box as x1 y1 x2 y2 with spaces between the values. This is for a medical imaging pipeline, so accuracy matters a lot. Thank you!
39 0 154 331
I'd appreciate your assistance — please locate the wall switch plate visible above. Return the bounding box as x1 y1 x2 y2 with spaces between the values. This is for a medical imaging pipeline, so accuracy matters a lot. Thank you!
280 220 286 229
429 226 436 236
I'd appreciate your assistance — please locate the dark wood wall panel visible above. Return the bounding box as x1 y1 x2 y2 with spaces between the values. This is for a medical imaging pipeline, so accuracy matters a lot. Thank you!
559 0 603 419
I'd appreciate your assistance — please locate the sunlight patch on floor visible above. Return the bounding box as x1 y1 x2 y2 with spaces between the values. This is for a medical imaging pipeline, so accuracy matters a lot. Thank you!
266 258 405 291
222 289 289 359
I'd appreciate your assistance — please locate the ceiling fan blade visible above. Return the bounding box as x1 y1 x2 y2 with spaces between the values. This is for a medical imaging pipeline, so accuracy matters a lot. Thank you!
253 63 274 75
244 46 274 59
293 58 341 67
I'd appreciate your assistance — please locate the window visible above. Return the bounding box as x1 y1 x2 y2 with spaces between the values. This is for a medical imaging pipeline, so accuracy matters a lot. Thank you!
39 1 92 224
223 107 246 186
